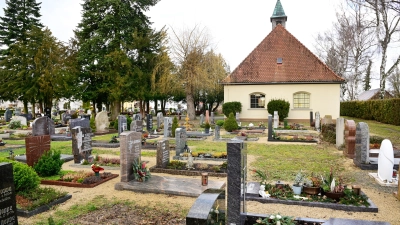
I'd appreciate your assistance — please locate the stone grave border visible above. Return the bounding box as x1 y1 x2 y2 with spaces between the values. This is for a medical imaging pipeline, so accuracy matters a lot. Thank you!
17 194 72 217
40 174 119 188
149 166 227 177
91 140 120 148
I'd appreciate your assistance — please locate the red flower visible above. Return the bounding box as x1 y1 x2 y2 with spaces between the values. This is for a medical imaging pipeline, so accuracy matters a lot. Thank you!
91 164 104 173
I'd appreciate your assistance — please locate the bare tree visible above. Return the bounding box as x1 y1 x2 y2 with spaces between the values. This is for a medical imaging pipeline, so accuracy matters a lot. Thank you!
389 65 400 97
169 25 214 120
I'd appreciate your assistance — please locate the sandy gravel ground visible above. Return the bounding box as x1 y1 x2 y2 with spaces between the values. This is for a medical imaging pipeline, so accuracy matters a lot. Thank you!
18 136 400 225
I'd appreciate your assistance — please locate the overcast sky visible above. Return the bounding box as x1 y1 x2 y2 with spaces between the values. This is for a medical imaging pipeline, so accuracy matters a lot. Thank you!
0 0 383 88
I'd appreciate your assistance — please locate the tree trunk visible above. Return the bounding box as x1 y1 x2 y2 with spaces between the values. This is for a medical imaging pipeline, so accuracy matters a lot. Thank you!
92 100 97 117
160 99 165 115
110 101 120 121
212 102 220 112
23 100 28 114
146 101 150 114
186 93 196 120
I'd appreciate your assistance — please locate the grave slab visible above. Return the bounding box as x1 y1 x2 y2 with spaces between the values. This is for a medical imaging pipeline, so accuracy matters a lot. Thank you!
115 174 225 197
368 173 398 187
14 154 74 163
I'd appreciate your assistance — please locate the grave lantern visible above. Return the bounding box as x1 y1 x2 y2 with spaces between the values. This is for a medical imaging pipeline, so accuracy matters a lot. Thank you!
201 172 208 186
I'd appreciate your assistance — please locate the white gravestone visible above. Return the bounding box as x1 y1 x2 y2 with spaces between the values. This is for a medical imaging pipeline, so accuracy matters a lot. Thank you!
378 139 394 183
273 111 279 129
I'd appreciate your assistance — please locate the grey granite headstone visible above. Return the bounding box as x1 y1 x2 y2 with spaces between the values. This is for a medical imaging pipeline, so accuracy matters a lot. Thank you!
119 131 141 182
199 114 204 125
14 108 21 116
157 112 163 129
175 127 187 156
11 116 27 126
69 118 90 129
268 114 273 140
146 114 153 131
214 125 220 140
4 109 12 122
210 112 214 124
156 139 169 168
118 115 127 136
130 120 143 132
32 117 55 136
62 112 71 124
336 117 345 148
355 122 370 164
163 117 172 138
315 111 320 131
27 113 33 121
235 112 240 123
0 163 18 225
72 127 92 163
227 140 247 225
134 114 142 121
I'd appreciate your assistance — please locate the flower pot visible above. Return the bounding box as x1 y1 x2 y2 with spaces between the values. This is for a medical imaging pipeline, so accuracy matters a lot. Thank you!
95 172 100 177
205 128 210 134
292 185 302 195
324 191 344 201
303 186 320 195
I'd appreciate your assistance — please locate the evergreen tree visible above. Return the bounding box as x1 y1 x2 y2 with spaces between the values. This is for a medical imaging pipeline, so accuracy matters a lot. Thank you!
0 0 43 58
75 0 160 120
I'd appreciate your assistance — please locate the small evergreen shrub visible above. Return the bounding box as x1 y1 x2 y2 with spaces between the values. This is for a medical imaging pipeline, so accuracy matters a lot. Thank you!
267 99 290 121
171 116 179 137
224 113 238 132
90 116 96 131
222 101 242 117
127 116 132 130
33 150 64 177
216 120 224 127
0 159 40 192
8 120 21 129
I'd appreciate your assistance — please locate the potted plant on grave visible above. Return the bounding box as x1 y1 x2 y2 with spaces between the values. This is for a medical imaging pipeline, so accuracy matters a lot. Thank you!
132 159 151 182
204 122 211 134
321 168 345 201
292 170 304 195
303 173 321 195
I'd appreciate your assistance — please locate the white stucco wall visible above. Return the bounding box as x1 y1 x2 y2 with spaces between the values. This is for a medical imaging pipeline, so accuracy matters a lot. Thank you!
224 83 341 120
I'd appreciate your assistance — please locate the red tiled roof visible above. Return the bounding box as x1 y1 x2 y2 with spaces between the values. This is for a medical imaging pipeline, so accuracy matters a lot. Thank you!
221 25 345 84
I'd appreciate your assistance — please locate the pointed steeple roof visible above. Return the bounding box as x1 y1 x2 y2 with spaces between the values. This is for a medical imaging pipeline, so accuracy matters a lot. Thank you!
271 0 286 18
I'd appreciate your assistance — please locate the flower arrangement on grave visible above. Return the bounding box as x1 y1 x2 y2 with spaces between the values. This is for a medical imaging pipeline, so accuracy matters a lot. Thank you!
109 135 119 143
132 159 151 181
91 164 104 173
237 131 247 137
258 122 265 128
293 170 304 187
321 168 344 193
255 213 295 225
303 173 322 195
252 169 268 186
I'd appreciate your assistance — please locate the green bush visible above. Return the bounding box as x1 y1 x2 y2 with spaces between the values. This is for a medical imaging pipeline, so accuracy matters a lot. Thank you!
171 116 179 137
224 113 238 132
216 120 224 127
90 115 96 131
222 101 242 117
8 120 21 129
0 158 40 192
321 124 336 144
33 150 64 177
267 99 290 121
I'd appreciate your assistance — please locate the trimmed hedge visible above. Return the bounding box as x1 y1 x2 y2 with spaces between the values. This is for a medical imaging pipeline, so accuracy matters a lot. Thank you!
222 102 242 117
340 98 400 126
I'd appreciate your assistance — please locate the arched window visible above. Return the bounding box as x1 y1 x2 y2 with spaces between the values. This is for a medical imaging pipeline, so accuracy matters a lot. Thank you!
250 93 266 108
293 92 310 109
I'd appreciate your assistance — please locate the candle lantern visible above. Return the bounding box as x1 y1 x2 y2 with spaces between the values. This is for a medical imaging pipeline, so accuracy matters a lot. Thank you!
201 172 208 186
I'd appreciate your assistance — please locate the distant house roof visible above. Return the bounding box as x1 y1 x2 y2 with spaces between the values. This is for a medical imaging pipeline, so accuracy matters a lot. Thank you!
221 25 345 84
357 88 393 100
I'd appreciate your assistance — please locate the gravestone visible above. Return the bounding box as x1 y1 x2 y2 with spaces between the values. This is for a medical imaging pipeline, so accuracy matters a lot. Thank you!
0 163 18 225
119 131 141 182
19 113 28 121
118 115 127 136
62 112 71 124
69 118 90 129
95 111 109 133
27 113 33 121
345 120 357 158
322 115 333 125
227 140 247 225
214 125 220 140
146 114 153 131
4 109 12 122
315 112 320 131
156 139 170 168
210 112 214 124
354 122 369 164
236 112 240 123
14 108 21 116
163 117 172 138
32 117 55 136
72 127 92 163
25 135 51 167
199 114 204 125
11 116 27 126
44 107 51 117
130 120 143 132
378 139 394 183
175 127 187 157
157 112 163 129
336 117 345 149
268 114 273 141
273 111 279 129
205 110 210 123
134 114 142 121
310 111 313 127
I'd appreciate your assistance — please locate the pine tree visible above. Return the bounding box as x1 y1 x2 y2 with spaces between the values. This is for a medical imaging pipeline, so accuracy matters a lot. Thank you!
0 0 43 58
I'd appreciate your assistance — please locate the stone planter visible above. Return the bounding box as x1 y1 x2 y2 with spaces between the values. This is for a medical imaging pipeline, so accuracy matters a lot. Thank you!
0 133 10 139
324 191 344 201
303 186 320 195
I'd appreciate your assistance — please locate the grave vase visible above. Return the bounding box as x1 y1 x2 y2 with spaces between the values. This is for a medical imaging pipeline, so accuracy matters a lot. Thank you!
95 172 99 177
292 185 302 195
205 128 210 134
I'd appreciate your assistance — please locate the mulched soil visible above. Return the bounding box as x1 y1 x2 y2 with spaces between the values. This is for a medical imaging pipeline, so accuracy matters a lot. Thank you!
68 203 186 225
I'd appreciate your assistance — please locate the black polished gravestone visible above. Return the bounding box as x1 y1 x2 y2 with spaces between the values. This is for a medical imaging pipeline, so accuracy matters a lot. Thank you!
45 107 51 117
0 163 18 225
146 114 153 131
